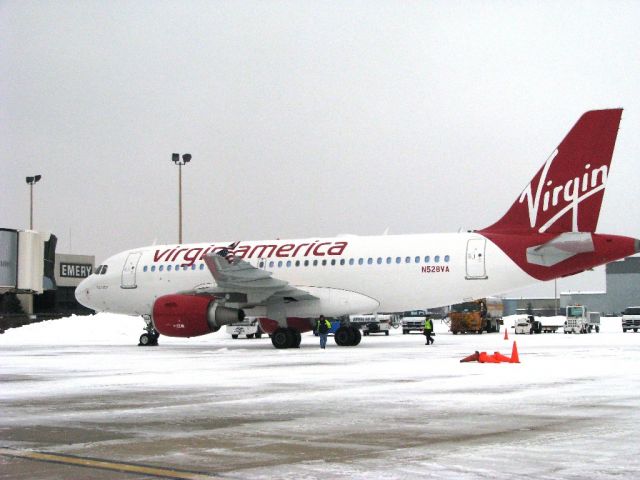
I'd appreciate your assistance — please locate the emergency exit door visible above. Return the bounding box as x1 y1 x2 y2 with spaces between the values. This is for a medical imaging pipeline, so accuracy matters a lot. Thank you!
465 238 487 279
121 252 142 289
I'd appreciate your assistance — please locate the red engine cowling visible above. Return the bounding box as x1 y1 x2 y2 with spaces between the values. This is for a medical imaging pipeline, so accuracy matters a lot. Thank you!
153 294 245 337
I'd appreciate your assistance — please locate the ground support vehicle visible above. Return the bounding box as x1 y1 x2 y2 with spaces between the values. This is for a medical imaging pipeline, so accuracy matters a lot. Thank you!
448 298 503 334
564 305 600 334
226 318 264 339
514 315 542 334
622 306 640 332
514 315 563 334
400 310 427 334
349 314 392 336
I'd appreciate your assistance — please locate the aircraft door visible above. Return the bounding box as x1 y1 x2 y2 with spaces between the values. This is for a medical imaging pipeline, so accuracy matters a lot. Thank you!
121 252 142 289
466 238 487 279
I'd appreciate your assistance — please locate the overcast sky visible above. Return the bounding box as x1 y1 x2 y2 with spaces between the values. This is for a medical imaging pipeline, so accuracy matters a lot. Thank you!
2 0 639 298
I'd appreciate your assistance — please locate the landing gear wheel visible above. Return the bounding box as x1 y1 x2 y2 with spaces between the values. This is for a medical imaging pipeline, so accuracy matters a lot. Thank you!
139 333 157 346
139 316 159 346
334 326 353 346
292 329 302 348
271 328 291 349
350 327 361 346
270 328 300 348
335 326 361 346
232 334 239 339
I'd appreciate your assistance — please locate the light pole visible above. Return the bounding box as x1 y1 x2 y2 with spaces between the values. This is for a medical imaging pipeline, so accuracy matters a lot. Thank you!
171 154 191 244
25 175 42 230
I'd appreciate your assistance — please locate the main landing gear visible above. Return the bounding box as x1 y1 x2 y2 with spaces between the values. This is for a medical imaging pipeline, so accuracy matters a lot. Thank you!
139 316 159 346
271 327 302 349
334 326 361 346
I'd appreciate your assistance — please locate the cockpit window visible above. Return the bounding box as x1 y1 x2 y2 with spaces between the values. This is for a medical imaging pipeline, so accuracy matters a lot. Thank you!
95 265 108 275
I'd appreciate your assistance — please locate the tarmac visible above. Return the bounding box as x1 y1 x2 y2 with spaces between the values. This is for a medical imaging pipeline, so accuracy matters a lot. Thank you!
1 316 640 479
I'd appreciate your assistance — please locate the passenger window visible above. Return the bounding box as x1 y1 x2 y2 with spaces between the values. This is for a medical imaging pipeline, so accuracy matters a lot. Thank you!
340 259 345 266
143 266 148 272
358 258 364 265
424 256 430 263
377 257 382 265
278 261 283 268
396 257 401 264
159 265 164 272
322 259 327 266
269 261 275 268
405 256 411 263
313 260 318 266
368 258 373 265
295 260 300 267
444 255 450 262
286 260 292 267
304 260 309 267
349 258 355 265
386 257 392 264
435 255 440 263
331 259 336 266
415 256 420 263
168 265 172 271
151 265 156 272
200 264 205 270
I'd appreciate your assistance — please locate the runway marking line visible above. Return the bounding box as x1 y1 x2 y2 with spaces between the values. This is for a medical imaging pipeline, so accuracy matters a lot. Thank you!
0 447 222 479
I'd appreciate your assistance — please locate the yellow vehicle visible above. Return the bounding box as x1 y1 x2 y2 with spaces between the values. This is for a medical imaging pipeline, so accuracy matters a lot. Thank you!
448 298 503 334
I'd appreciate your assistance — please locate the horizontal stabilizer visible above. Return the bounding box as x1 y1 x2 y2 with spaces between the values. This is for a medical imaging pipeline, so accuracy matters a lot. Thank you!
526 232 594 267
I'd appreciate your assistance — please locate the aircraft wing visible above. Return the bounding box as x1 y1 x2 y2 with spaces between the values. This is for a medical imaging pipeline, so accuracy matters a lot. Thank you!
188 252 317 307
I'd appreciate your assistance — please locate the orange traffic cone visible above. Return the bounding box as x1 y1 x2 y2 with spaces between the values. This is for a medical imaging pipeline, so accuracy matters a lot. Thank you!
460 351 480 363
492 351 511 363
510 341 520 363
504 327 509 340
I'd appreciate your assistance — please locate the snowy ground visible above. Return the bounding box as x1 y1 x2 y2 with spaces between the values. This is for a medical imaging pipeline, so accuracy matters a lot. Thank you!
1 314 639 479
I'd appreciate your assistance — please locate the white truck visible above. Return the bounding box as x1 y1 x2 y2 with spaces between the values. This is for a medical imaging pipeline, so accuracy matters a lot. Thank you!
349 314 393 336
226 318 264 339
401 310 427 334
564 305 600 334
513 315 564 334
621 306 640 332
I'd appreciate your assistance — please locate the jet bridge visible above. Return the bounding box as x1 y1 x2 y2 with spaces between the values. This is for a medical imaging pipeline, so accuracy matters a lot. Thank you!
0 228 56 294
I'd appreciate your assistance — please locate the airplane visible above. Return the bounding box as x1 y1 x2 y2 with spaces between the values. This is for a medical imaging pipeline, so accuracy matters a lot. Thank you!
75 109 639 349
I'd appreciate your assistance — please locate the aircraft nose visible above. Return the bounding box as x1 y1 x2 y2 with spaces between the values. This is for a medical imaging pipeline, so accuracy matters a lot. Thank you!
75 277 93 309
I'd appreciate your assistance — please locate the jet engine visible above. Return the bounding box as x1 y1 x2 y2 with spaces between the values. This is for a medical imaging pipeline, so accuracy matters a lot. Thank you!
152 294 245 337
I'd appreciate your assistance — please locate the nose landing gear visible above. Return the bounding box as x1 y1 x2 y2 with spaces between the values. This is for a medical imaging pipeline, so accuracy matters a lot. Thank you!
139 315 159 346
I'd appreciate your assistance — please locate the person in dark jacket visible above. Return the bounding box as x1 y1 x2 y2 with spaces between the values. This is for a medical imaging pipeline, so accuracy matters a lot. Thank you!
317 315 331 349
423 316 434 345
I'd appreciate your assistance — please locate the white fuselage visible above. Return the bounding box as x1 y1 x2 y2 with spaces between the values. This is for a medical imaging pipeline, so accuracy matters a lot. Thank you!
76 232 534 318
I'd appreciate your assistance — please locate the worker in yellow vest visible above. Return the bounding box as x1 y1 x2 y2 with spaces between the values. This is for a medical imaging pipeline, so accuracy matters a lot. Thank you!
423 316 434 345
317 314 332 349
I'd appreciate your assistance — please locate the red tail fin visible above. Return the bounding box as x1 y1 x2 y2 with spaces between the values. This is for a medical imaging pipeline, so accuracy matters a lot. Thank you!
482 109 622 234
